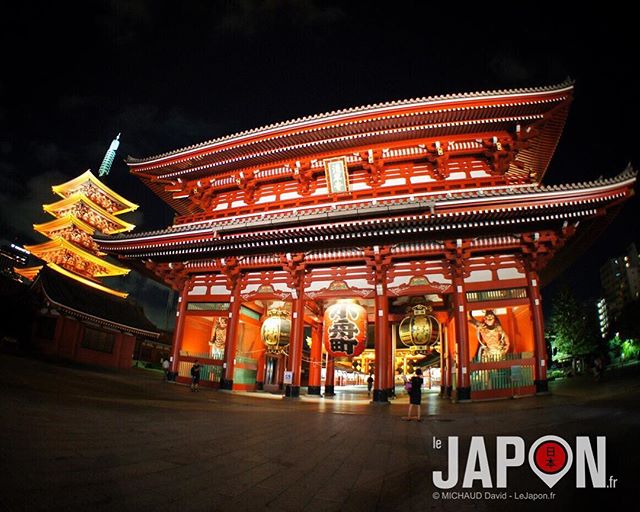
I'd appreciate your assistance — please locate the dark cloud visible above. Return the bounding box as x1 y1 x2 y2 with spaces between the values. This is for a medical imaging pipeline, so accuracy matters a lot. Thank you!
489 54 533 84
106 270 176 330
215 0 345 37
0 171 68 241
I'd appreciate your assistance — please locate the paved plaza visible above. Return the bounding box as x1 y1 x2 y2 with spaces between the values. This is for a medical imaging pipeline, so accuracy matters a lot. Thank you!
1 353 638 512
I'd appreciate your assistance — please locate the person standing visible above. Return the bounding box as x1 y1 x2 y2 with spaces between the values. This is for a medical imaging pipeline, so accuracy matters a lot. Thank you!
190 360 201 392
402 368 424 421
367 373 374 396
162 358 170 381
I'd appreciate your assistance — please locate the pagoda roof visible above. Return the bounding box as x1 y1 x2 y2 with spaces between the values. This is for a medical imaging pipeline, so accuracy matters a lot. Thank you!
34 266 159 338
43 194 136 234
34 215 96 236
52 170 138 214
25 238 130 277
127 81 574 214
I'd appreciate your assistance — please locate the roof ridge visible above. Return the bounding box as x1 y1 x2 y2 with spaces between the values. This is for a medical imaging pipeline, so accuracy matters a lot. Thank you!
126 80 575 165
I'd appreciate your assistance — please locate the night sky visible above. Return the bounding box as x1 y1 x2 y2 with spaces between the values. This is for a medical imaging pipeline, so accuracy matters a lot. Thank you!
1 2 637 328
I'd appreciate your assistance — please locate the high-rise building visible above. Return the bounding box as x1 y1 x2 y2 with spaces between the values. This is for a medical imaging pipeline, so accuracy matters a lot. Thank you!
600 243 640 321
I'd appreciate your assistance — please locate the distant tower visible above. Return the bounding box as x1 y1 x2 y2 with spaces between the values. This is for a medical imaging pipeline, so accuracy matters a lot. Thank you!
98 133 121 177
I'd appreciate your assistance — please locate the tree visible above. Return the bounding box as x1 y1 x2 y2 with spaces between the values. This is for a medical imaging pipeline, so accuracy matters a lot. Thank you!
548 286 599 372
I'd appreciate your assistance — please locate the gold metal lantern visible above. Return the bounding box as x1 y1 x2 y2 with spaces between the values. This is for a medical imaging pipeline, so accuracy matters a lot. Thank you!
260 308 291 354
399 304 440 352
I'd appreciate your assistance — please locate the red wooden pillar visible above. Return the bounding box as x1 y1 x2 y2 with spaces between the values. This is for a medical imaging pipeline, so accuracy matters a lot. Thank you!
452 273 471 401
255 347 266 390
285 278 306 398
170 282 189 374
277 353 285 389
387 320 395 397
373 282 389 402
324 353 335 396
221 277 242 390
308 322 323 395
440 324 447 397
527 268 548 393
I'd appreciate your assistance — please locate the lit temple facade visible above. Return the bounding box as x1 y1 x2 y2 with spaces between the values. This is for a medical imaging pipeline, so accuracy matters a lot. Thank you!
98 82 636 401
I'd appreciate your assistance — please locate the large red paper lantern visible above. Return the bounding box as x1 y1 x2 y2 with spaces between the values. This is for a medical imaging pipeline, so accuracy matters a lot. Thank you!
323 301 367 357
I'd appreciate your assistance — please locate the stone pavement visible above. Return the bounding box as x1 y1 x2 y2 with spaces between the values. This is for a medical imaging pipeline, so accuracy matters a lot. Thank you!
0 353 638 512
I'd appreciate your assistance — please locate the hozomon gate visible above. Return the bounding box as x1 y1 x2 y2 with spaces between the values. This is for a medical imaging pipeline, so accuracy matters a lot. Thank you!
98 81 636 402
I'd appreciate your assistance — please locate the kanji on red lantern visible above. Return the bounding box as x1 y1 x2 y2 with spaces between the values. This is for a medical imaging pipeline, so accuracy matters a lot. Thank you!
323 302 367 357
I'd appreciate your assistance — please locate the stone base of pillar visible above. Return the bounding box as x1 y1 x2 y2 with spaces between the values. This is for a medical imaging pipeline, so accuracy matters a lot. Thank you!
307 385 321 395
373 389 389 403
445 385 452 398
323 385 335 396
386 387 396 399
440 385 446 397
535 379 549 394
455 387 471 401
220 379 233 390
255 381 264 391
284 385 300 398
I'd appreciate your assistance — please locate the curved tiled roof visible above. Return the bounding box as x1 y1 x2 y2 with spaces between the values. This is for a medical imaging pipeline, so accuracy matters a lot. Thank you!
127 80 574 166
35 267 159 338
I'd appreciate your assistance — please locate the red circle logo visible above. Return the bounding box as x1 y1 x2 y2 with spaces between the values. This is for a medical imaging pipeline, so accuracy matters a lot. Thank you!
533 441 568 474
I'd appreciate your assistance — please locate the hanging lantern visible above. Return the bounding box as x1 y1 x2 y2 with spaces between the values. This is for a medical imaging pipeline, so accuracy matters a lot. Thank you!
399 304 440 352
261 308 291 354
323 301 367 357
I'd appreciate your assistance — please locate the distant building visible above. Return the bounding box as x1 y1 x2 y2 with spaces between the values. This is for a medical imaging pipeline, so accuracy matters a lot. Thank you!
0 242 32 276
600 243 640 321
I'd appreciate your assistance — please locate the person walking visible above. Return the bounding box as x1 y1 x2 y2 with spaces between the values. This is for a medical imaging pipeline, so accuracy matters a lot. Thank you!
402 368 424 421
190 360 201 392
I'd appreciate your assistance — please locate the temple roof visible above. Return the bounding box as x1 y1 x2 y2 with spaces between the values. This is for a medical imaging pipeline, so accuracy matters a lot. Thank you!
126 81 574 215
34 266 159 338
52 170 138 214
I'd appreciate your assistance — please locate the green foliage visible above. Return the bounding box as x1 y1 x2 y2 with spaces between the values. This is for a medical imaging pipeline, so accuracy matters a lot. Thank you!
548 286 599 361
608 335 640 361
